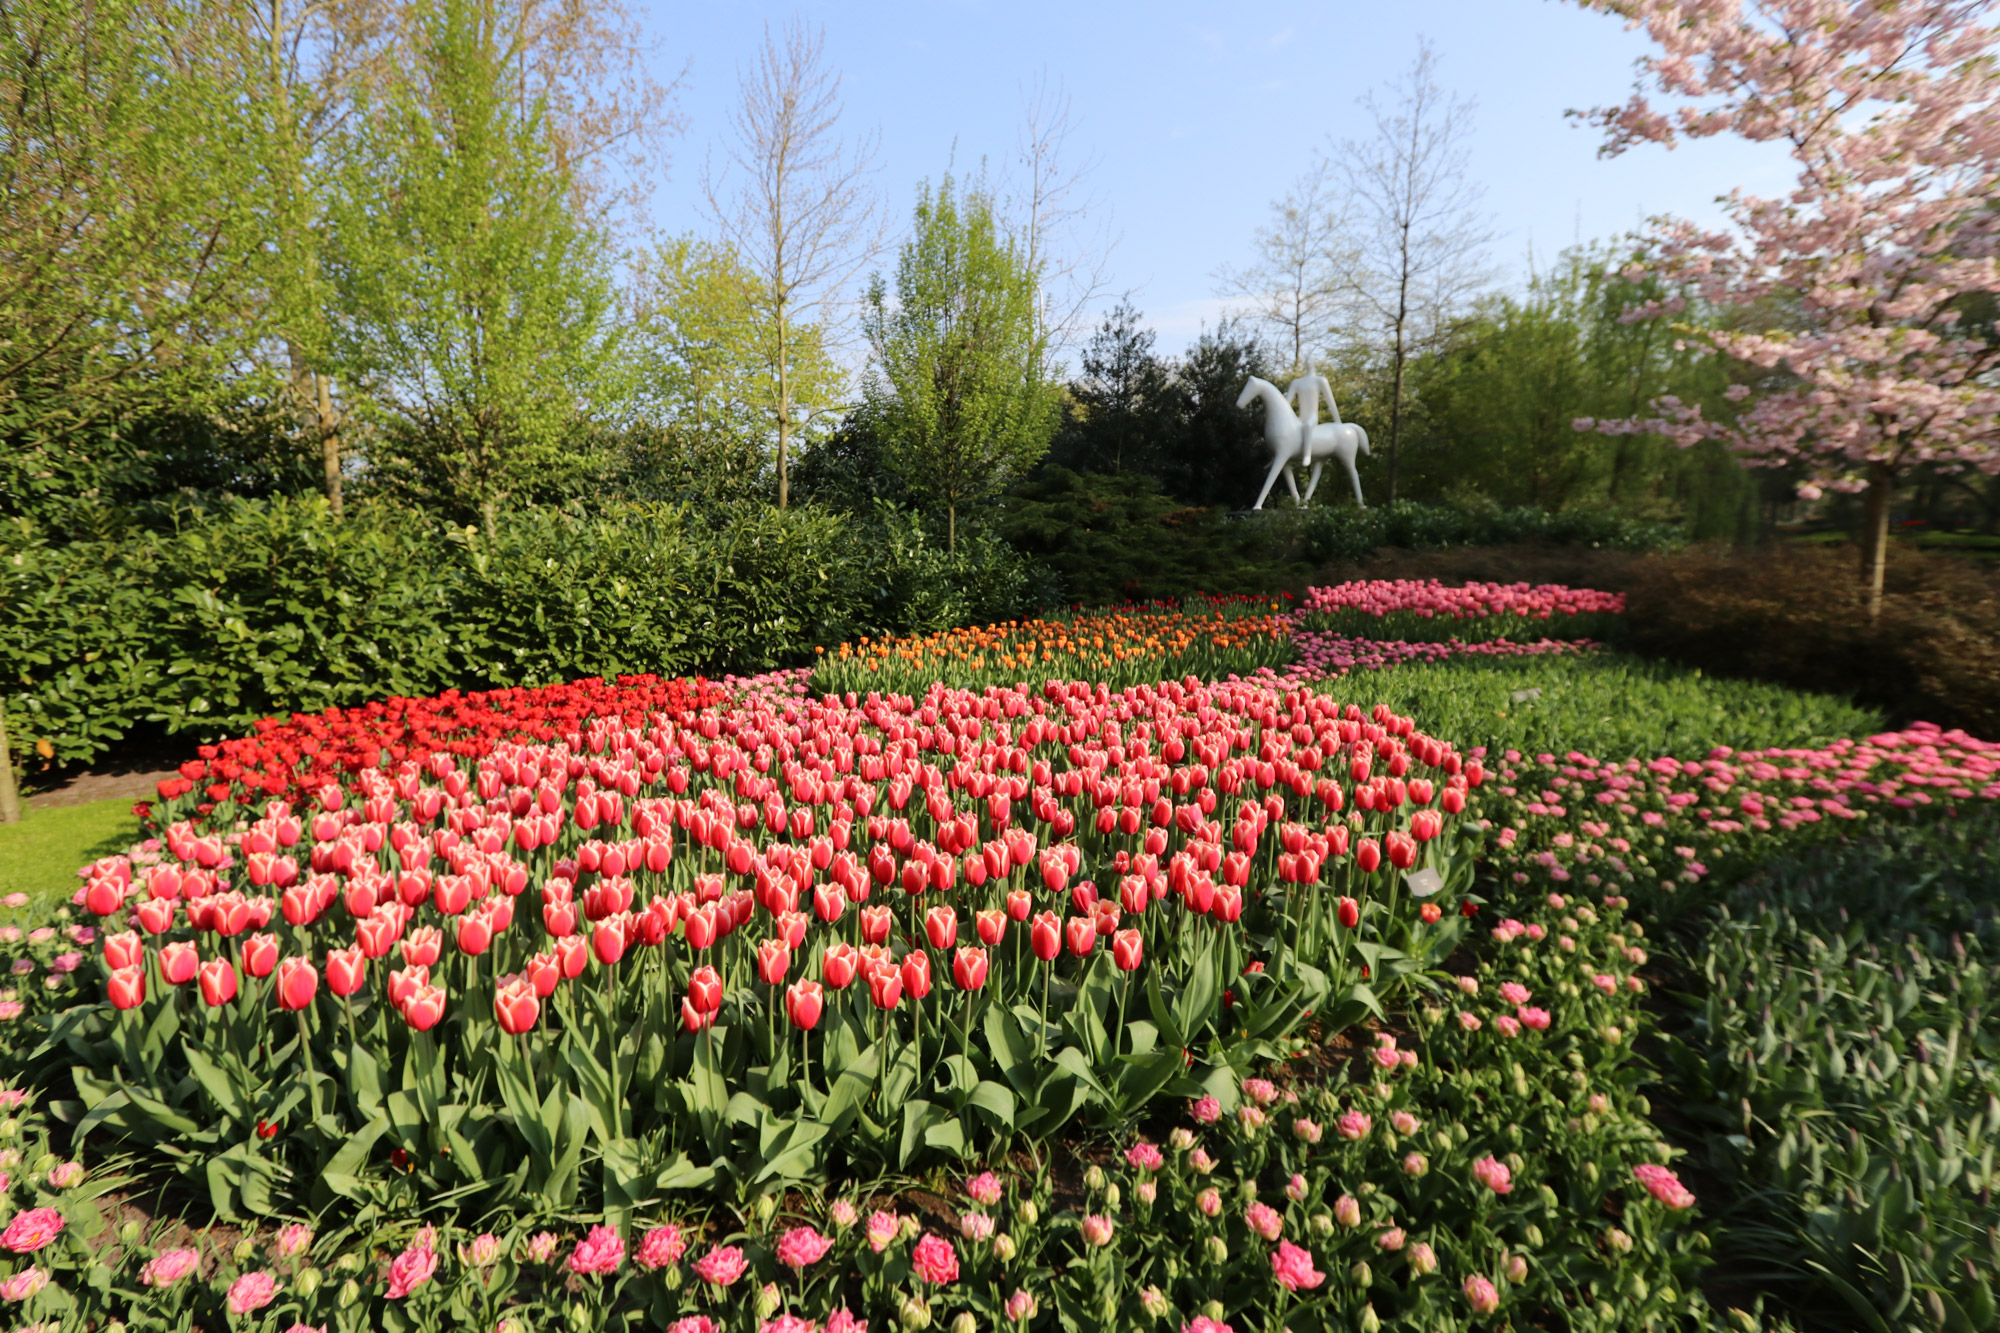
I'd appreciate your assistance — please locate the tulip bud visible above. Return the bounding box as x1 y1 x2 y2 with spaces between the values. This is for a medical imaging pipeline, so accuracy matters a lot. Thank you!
755 1195 778 1228
297 1267 322 1298
1604 1227 1631 1255
1201 1301 1227 1323
899 1294 933 1330
993 1233 1016 1263
1084 1165 1106 1193
1359 1303 1381 1333
233 1237 256 1264
1351 1260 1373 1287
756 1282 782 1319
568 1301 593 1333
1104 1183 1121 1210
1015 1199 1038 1229
1311 1212 1333 1237
1523 1223 1544 1248
951 1315 977 1333
1204 1235 1228 1265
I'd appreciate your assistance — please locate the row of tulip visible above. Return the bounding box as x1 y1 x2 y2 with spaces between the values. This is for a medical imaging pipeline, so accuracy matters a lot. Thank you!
0 887 1708 1332
1283 632 1597 684
1478 721 2000 902
63 674 1485 1220
1294 581 1625 645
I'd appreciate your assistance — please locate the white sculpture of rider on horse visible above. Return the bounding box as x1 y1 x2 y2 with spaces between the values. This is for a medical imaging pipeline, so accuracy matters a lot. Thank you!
1236 371 1370 510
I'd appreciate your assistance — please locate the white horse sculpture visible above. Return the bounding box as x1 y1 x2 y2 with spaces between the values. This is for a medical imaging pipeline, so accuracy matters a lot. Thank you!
1237 375 1370 510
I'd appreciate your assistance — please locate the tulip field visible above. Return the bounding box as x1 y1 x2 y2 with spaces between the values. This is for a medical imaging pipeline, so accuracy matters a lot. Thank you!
0 578 1995 1331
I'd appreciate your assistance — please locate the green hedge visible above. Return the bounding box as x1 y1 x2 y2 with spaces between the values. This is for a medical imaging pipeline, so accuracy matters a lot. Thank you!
1280 502 1685 567
1 497 1036 767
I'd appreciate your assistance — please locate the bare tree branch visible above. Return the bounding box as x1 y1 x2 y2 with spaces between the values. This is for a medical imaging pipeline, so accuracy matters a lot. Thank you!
1214 157 1354 375
1003 71 1118 372
702 17 881 509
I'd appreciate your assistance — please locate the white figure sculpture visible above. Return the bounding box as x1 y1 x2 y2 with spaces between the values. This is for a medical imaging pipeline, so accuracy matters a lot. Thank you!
1237 375 1370 510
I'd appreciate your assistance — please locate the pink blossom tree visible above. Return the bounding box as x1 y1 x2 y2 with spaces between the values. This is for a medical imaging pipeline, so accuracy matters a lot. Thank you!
1568 0 2000 617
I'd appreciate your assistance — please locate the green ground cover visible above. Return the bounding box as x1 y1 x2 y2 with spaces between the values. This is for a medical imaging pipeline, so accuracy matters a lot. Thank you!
0 798 140 918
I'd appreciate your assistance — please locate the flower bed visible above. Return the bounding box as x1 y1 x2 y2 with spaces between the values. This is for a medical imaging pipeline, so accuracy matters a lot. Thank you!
60 677 1482 1236
1295 581 1625 645
0 888 1704 1332
1285 633 1597 683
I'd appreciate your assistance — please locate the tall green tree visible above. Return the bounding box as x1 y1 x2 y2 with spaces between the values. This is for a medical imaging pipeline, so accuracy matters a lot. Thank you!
0 0 267 530
324 0 627 538
863 175 1057 551
624 235 844 503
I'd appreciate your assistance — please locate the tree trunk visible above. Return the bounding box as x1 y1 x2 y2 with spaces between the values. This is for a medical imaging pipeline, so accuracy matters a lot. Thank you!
1387 337 1407 506
1861 463 1893 623
317 372 342 519
0 705 20 824
948 504 956 555
776 305 791 510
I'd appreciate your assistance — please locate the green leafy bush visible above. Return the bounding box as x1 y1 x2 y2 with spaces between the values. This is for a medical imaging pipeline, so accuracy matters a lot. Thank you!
1283 503 1685 569
2 497 1038 769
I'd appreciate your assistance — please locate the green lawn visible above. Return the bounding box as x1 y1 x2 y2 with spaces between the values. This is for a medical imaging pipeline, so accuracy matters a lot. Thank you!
0 798 143 920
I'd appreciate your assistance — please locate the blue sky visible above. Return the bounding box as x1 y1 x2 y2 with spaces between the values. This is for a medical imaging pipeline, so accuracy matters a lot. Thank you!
631 0 1791 356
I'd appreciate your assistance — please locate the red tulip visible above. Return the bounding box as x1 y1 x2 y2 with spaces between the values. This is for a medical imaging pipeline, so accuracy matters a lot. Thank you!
399 925 441 969
343 881 378 919
681 996 715 1032
435 875 472 916
1030 911 1061 962
355 913 400 959
975 909 1006 946
786 979 824 1031
556 935 589 979
1338 896 1360 930
952 946 988 991
85 877 126 917
1041 852 1070 896
388 964 429 1010
198 959 239 1006
459 910 496 957
280 884 320 927
776 910 809 950
866 964 903 1010
1355 839 1382 873
1065 917 1097 959
688 965 723 1014
525 951 560 998
402 983 446 1031
859 905 892 945
1385 831 1418 869
1419 902 1443 924
1213 886 1243 924
103 930 144 971
822 943 859 990
1005 888 1032 922
900 950 932 1000
241 932 280 980
494 978 539 1034
326 946 366 998
682 904 718 951
275 956 318 1011
107 964 146 1009
1112 929 1143 972
160 941 199 985
812 882 846 923
756 937 791 986
543 899 578 938
924 906 957 950
1119 876 1148 916
135 897 176 935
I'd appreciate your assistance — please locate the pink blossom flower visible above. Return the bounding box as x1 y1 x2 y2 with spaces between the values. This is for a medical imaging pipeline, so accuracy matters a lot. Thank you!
965 1171 1004 1206
1125 1141 1163 1171
1245 1202 1283 1242
0 1208 62 1252
1080 1214 1114 1247
776 1226 833 1270
1337 1110 1372 1140
1457 1011 1483 1031
272 1222 313 1259
1634 1163 1697 1209
865 1211 900 1253
140 1248 200 1287
1292 1116 1322 1143
636 1225 686 1270
567 1226 624 1276
1270 1238 1324 1291
1464 1272 1500 1314
1006 1291 1039 1322
1243 1078 1278 1105
1285 1173 1307 1202
829 1199 859 1229
760 1317 817 1333
227 1271 280 1314
1376 1227 1406 1251
1182 1320 1233 1333
386 1243 438 1298
1334 1194 1360 1227
1190 1147 1216 1174
1371 1045 1401 1069
693 1244 747 1287
1197 1187 1221 1216
0 1266 47 1302
826 1309 868 1333
1404 1152 1429 1176
960 1212 995 1243
45 1162 81 1189
1239 1105 1268 1130
525 1231 559 1263
459 1232 502 1267
911 1233 958 1284
1391 1110 1421 1134
1191 1095 1221 1123
1498 982 1531 1005
670 1319 720 1333
1455 976 1479 995
1472 1155 1513 1195
1495 1015 1522 1038
1518 1006 1551 1031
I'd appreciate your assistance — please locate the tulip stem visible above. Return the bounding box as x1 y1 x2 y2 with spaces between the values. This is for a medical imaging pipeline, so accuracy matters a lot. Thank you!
1039 960 1051 1060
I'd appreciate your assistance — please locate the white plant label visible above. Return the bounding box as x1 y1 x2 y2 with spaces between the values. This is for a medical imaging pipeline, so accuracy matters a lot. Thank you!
1405 867 1444 898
